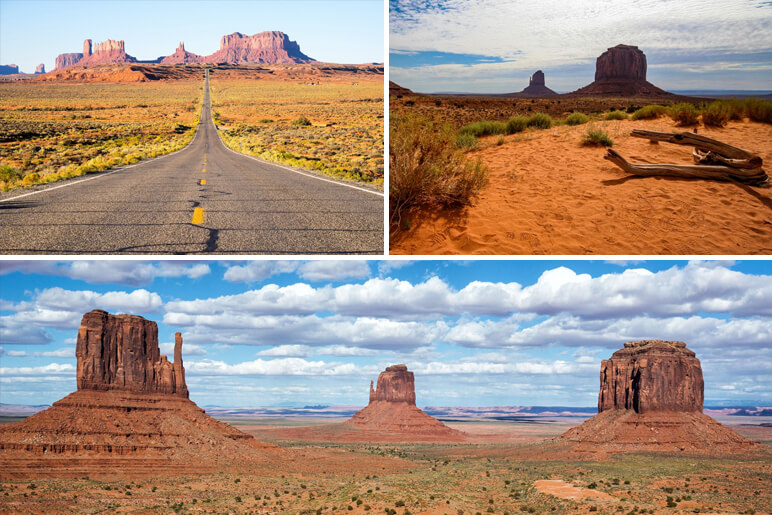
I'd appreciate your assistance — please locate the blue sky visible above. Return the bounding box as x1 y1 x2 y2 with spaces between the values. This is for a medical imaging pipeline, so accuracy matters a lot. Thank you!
1 260 770 408
0 0 384 73
390 0 772 93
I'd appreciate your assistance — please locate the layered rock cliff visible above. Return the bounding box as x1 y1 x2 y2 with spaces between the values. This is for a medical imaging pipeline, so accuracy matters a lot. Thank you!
0 64 20 75
369 364 416 404
76 309 188 397
598 340 703 413
54 39 137 70
160 42 204 64
570 44 671 97
35 64 45 74
554 339 758 456
206 31 314 64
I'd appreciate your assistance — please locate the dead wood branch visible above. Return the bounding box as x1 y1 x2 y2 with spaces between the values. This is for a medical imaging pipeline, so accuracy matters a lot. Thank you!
631 129 759 161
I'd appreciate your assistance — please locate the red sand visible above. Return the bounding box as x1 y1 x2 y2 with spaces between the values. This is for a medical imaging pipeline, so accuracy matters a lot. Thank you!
391 118 772 255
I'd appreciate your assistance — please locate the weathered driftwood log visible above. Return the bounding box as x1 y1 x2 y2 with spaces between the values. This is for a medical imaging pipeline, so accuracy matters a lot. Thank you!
692 148 762 169
631 129 760 161
604 149 769 186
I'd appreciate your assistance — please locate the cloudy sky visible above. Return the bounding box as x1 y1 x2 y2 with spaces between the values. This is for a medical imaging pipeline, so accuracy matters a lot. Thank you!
390 0 772 93
1 260 770 409
0 0 383 73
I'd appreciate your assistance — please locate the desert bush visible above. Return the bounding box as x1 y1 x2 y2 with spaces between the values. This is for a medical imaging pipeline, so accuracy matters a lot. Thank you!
631 104 668 120
456 131 478 149
506 115 528 134
745 98 772 124
582 128 613 147
565 112 589 125
292 116 312 126
458 120 507 137
0 163 21 187
527 112 552 129
604 110 629 120
669 103 700 126
390 114 489 227
701 101 731 127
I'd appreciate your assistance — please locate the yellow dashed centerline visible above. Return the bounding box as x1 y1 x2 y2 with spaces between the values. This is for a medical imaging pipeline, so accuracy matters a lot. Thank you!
200 179 206 185
191 208 204 225
202 168 206 173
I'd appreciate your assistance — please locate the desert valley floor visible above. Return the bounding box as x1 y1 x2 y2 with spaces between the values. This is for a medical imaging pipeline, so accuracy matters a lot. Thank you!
1 412 770 514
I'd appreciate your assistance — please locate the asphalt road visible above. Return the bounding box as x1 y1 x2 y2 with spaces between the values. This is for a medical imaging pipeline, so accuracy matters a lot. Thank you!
0 70 384 254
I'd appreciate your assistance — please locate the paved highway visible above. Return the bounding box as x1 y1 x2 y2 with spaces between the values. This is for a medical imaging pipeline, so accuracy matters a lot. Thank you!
0 70 383 254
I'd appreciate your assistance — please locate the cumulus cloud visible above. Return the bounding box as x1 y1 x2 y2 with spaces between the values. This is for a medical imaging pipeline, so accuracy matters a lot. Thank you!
223 261 371 283
0 320 53 345
0 363 75 376
0 261 210 286
186 358 379 377
159 341 207 357
256 344 379 358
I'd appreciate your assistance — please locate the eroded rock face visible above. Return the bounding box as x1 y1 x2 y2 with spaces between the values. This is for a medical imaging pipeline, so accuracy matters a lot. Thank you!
369 364 416 404
0 64 19 75
54 53 82 71
530 70 545 86
598 340 703 414
35 64 45 74
595 44 647 81
55 39 136 70
207 31 315 64
76 309 188 397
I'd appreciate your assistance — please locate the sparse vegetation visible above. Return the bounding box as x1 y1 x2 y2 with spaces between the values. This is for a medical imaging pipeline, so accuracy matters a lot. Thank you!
506 115 528 134
581 128 614 147
211 79 383 186
565 112 589 125
701 101 731 127
458 120 507 138
631 104 668 120
526 112 553 129
389 112 489 228
0 82 201 191
604 110 629 120
669 103 700 126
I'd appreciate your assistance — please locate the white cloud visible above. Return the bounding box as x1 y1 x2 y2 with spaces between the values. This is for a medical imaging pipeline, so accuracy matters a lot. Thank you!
222 261 371 283
34 287 163 314
0 261 210 286
0 320 53 345
0 363 75 376
186 358 378 377
256 344 379 358
159 341 207 357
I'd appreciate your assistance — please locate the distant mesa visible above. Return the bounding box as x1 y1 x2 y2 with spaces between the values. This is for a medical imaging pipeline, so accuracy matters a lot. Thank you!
35 63 45 74
389 81 414 96
0 64 20 75
346 364 463 439
554 340 759 456
514 70 557 97
0 309 273 478
570 44 671 97
54 31 314 71
54 38 137 71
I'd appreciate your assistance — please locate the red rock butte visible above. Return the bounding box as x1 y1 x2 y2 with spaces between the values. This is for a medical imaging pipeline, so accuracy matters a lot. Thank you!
515 70 557 97
554 340 758 457
570 44 671 97
346 365 463 440
0 309 273 478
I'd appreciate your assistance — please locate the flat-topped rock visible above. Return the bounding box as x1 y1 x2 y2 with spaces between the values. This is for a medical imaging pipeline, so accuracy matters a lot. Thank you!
369 364 416 404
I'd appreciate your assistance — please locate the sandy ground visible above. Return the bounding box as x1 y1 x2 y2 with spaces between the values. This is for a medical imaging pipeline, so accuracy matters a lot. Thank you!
534 479 616 501
391 118 772 255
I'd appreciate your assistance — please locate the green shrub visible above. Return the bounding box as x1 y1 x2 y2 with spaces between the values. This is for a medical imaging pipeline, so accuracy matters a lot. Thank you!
0 164 21 185
565 112 589 125
456 132 478 149
258 118 274 123
582 128 613 147
631 104 668 120
701 101 731 127
292 116 312 126
745 98 772 124
390 113 488 227
669 103 700 126
458 120 507 137
506 115 528 134
527 112 553 129
604 110 629 120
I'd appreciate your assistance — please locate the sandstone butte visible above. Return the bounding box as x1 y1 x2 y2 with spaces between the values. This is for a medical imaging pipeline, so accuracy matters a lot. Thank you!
553 340 759 457
569 44 672 97
515 70 557 97
0 309 273 479
346 364 464 440
54 31 314 71
389 81 414 97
